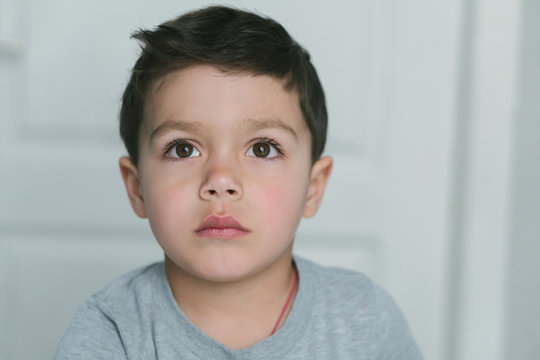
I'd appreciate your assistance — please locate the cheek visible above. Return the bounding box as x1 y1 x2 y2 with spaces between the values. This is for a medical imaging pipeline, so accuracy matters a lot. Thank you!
256 172 309 226
147 187 188 214
142 175 195 233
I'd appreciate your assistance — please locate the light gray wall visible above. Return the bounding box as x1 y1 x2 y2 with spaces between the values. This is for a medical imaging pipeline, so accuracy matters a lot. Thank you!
1 1 537 359
504 0 540 358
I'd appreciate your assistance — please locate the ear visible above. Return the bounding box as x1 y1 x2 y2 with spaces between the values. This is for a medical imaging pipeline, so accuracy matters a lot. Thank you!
303 156 333 218
119 156 147 218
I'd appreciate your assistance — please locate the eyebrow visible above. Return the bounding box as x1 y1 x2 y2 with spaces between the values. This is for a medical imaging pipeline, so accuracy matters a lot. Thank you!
244 118 298 139
148 119 207 145
148 117 298 145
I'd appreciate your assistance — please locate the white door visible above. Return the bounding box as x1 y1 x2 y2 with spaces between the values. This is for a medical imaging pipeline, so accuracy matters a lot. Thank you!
0 1 462 359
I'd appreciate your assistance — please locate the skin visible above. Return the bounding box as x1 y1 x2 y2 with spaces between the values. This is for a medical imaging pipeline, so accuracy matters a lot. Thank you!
119 65 332 349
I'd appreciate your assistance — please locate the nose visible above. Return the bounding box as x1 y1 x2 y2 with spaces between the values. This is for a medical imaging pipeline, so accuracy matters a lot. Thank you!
199 162 242 201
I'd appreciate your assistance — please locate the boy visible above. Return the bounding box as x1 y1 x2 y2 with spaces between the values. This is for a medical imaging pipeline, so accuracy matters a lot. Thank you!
55 5 422 359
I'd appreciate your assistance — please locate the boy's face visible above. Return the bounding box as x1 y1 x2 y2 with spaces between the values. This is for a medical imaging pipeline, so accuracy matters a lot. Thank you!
120 65 332 283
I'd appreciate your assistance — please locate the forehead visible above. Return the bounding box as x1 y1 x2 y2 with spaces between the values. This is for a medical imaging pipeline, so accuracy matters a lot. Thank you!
142 65 309 138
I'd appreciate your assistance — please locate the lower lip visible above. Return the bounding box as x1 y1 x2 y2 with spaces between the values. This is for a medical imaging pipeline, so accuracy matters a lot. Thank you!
195 228 249 239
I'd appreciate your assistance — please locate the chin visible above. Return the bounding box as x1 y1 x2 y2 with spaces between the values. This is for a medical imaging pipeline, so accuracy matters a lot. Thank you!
164 243 293 283
165 252 257 283
196 257 262 283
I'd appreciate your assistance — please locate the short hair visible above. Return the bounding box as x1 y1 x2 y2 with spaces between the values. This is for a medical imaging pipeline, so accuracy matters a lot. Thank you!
120 5 327 165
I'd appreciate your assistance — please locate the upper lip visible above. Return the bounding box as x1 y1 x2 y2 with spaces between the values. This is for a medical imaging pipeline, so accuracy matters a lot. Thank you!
195 215 249 232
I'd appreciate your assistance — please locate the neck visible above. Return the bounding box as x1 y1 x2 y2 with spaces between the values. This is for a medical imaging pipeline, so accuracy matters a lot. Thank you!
164 251 297 349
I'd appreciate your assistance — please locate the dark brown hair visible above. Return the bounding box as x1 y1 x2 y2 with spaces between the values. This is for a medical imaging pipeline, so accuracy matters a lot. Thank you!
120 5 327 165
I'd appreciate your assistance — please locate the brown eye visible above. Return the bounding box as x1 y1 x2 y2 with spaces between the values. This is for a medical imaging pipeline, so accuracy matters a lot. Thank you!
252 142 271 157
247 141 280 158
175 142 194 158
167 141 200 159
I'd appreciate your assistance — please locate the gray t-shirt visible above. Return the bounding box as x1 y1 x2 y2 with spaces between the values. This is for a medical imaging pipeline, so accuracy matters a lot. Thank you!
54 256 423 359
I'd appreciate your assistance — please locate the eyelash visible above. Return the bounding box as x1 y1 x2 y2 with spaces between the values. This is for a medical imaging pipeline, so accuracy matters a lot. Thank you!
162 137 286 159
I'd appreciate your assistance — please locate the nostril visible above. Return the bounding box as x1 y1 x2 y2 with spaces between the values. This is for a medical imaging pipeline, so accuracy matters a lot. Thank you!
202 188 239 198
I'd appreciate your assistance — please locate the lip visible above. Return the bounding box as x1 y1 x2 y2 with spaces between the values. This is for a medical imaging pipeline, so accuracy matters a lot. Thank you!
195 215 250 239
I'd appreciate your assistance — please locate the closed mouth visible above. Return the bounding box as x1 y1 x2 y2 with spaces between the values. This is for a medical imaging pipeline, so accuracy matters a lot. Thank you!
195 215 250 238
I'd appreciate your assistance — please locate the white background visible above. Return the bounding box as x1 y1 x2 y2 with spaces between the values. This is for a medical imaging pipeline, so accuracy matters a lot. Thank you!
0 1 539 359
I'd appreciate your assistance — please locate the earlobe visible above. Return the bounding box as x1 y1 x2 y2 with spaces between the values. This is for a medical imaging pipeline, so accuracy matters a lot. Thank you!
303 156 333 218
119 156 147 218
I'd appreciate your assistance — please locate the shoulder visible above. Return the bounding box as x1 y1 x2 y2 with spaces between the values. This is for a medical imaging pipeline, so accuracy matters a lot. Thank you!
80 261 165 324
93 262 164 309
54 262 165 360
295 255 376 306
295 256 401 312
294 256 424 359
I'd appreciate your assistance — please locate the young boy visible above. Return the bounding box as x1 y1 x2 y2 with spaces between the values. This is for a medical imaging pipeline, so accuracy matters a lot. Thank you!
55 5 422 359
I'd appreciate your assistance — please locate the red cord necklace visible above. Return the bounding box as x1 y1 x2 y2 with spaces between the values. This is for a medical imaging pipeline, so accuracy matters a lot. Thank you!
270 267 298 335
